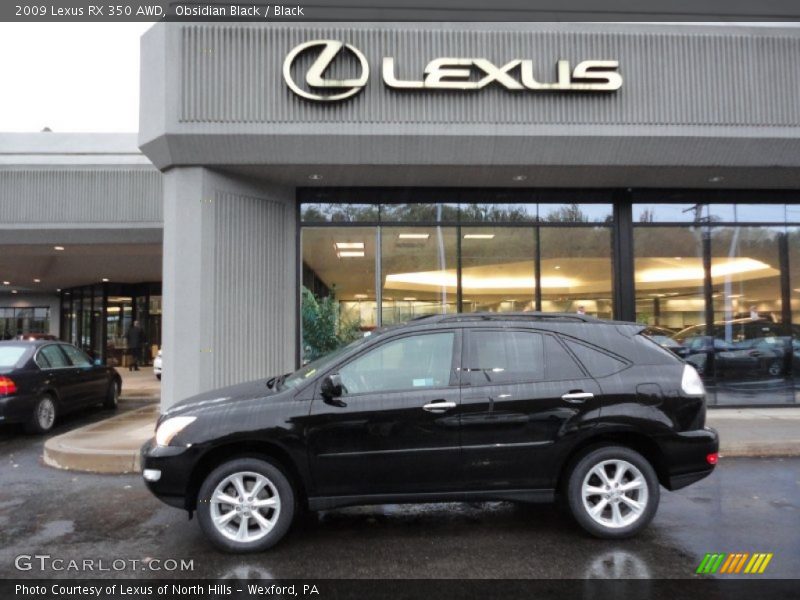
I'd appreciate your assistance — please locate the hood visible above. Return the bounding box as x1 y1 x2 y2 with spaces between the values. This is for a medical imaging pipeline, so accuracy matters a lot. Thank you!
161 376 288 419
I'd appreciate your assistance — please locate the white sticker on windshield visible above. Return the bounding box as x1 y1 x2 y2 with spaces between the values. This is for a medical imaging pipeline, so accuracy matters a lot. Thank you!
413 378 433 387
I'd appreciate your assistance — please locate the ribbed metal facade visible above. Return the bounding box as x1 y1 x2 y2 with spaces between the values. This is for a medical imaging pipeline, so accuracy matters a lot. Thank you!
177 24 800 127
0 167 162 224
207 189 294 390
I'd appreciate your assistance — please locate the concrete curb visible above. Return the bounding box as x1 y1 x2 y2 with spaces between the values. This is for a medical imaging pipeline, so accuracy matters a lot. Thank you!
718 442 800 458
43 405 158 474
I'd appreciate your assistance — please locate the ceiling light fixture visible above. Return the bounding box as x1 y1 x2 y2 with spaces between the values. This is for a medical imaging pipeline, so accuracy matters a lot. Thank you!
334 242 365 250
637 258 771 284
11 290 18 294
102 278 109 282
385 271 579 290
337 251 365 258
33 278 40 283
512 175 528 181
463 233 495 240
54 246 65 251
308 174 323 180
2 281 9 286
398 233 430 240
708 176 725 183
403 297 417 301
354 294 369 299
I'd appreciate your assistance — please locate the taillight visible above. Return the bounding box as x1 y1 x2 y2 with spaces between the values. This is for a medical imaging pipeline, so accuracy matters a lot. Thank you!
0 376 17 396
681 364 706 396
706 452 719 465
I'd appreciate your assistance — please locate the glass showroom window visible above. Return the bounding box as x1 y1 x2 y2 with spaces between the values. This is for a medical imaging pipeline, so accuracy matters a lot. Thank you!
633 226 705 331
789 227 800 325
0 307 50 339
710 226 783 325
707 226 791 405
301 227 377 361
460 227 536 313
381 227 457 325
539 226 613 317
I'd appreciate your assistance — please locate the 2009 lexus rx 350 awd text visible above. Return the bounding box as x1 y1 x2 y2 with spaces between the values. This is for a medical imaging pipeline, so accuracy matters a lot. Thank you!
141 313 719 553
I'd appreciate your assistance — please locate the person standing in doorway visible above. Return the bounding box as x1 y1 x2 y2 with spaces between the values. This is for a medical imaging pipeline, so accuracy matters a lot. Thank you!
125 320 145 372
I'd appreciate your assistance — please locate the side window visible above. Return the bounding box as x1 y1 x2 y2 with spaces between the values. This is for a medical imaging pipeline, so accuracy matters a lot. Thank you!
561 337 628 378
544 335 586 380
39 345 70 368
465 330 544 385
60 344 92 367
338 332 455 395
34 351 51 369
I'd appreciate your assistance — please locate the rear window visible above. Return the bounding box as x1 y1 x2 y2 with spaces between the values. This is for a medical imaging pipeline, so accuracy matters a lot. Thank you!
0 346 27 368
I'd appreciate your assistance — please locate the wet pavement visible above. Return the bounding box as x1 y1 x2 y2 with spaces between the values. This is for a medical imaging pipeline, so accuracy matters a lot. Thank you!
1 409 798 580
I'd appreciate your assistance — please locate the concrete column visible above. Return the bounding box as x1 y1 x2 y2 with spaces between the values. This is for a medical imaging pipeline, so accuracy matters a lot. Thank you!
161 167 295 409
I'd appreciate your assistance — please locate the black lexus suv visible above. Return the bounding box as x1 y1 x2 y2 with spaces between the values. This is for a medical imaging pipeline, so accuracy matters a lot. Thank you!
141 313 718 553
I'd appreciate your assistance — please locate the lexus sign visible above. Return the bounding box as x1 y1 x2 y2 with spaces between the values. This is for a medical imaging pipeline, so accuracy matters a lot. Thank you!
283 39 623 102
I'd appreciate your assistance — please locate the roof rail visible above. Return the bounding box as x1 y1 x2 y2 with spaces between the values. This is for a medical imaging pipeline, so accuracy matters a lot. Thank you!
438 312 595 324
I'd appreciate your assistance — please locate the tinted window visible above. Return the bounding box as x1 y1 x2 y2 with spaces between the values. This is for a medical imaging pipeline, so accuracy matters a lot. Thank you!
338 332 454 395
465 330 544 385
39 345 70 368
34 351 51 369
0 346 27 368
544 335 586 380
562 338 628 378
60 344 92 367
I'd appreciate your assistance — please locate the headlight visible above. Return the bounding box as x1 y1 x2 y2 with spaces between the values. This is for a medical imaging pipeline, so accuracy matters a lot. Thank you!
155 416 196 447
681 364 705 396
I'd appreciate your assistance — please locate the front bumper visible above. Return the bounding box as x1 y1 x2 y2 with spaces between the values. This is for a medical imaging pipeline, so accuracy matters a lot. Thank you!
661 426 720 491
140 437 200 510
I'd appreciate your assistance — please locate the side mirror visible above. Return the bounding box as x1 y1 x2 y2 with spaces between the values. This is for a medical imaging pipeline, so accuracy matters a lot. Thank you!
320 373 343 399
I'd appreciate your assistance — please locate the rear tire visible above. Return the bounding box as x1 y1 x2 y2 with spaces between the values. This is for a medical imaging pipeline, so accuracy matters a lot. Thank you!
103 380 120 409
566 445 659 539
197 457 295 553
26 394 57 434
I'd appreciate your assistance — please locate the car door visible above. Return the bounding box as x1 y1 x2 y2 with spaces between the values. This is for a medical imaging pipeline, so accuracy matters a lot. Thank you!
305 329 462 497
59 344 107 405
36 344 83 408
459 328 601 490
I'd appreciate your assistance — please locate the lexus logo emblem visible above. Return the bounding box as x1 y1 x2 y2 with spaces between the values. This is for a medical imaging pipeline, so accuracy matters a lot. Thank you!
282 40 369 102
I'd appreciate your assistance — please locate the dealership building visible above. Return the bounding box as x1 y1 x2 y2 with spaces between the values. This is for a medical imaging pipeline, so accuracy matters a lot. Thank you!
2 22 800 408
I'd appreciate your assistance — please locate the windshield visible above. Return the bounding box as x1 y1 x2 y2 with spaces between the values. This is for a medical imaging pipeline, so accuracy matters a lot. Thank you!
0 345 27 368
280 334 373 391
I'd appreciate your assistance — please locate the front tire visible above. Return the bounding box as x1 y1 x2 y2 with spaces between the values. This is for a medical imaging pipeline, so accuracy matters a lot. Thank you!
103 380 120 409
26 394 57 434
566 446 659 539
197 457 295 553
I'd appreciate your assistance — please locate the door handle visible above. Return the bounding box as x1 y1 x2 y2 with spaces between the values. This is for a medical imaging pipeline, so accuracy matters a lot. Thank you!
422 400 457 413
561 392 594 404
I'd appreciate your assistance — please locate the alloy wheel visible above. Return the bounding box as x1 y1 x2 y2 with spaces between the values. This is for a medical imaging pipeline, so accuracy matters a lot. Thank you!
581 459 649 529
209 471 281 543
37 397 56 431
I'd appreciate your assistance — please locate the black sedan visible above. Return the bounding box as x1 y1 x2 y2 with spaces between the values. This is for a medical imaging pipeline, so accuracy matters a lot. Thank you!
0 340 122 434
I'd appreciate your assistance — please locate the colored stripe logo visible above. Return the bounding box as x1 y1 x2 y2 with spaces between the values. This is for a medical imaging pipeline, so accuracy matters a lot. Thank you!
696 553 773 574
